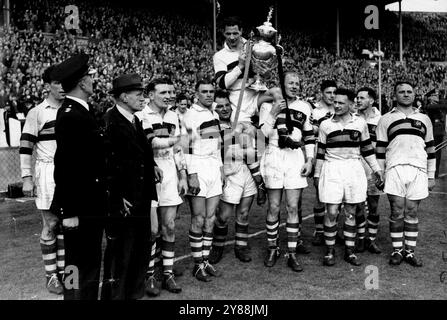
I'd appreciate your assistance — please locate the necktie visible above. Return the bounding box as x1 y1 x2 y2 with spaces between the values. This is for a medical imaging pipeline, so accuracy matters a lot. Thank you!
132 116 138 130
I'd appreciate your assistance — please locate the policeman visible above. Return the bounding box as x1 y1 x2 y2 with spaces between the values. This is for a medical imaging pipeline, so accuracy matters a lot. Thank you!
52 53 108 300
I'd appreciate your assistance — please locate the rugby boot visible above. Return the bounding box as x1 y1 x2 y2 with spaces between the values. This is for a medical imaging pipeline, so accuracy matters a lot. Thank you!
323 247 335 266
192 263 211 282
287 253 303 272
264 247 280 267
234 246 252 262
403 249 423 267
145 275 160 297
46 273 63 295
365 239 382 254
344 248 362 266
203 260 222 277
208 245 224 264
312 232 325 246
162 273 182 293
355 238 366 253
389 248 404 266
295 240 311 254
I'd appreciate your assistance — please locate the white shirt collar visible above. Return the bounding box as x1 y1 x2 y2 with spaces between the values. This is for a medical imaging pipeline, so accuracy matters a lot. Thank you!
66 95 89 111
116 104 135 124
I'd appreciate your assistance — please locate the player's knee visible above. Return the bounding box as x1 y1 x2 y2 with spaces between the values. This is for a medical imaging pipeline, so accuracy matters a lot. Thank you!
216 214 228 226
41 226 55 241
268 204 280 217
237 210 249 223
326 211 338 223
286 204 298 218
191 215 205 230
204 217 216 233
162 220 176 238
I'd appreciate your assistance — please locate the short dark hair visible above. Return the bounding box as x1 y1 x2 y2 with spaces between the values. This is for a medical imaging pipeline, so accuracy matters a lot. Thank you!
394 81 414 93
214 89 229 100
195 77 214 91
42 65 56 84
176 93 188 103
357 87 376 100
320 80 337 92
146 77 171 93
334 88 355 102
222 16 242 29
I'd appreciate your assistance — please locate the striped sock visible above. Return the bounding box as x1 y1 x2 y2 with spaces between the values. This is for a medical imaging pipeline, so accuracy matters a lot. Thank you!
56 234 65 278
286 222 299 253
404 218 418 251
202 232 213 261
147 240 157 276
189 230 203 264
266 219 279 248
40 238 57 278
213 223 228 248
389 218 404 250
314 207 325 234
235 222 249 248
162 239 175 275
356 214 366 240
324 221 337 248
343 219 357 250
367 214 380 241
248 161 261 178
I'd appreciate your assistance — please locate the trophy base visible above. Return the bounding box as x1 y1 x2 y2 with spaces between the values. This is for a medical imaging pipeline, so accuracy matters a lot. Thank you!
248 82 268 92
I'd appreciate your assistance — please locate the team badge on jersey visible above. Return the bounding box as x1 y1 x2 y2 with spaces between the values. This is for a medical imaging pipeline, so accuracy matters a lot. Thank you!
411 120 422 129
349 130 360 141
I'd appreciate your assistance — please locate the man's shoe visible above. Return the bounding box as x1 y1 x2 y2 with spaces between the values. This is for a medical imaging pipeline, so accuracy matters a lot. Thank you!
287 253 303 272
163 273 182 293
323 248 335 266
404 249 423 267
355 238 365 253
203 260 222 277
344 249 362 266
365 239 382 254
46 273 63 295
192 263 212 282
312 232 325 246
389 248 404 266
235 246 252 262
264 247 280 267
296 240 311 254
208 246 224 264
145 275 160 297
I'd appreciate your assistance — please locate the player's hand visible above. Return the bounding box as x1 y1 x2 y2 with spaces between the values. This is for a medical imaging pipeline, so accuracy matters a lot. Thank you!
313 177 319 189
300 161 313 177
374 170 385 190
238 51 246 70
22 176 34 197
154 166 163 184
428 178 436 191
188 173 201 196
177 176 188 196
121 198 133 217
63 216 79 229
270 99 286 118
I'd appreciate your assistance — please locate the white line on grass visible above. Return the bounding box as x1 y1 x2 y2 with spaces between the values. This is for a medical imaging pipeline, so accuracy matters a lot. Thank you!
174 214 314 262
430 191 447 195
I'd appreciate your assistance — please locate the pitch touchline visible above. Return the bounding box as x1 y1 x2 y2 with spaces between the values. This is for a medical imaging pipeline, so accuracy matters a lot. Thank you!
174 214 314 262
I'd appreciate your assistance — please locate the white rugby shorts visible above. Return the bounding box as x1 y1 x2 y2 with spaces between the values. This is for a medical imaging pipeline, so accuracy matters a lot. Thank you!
221 164 257 204
260 146 308 190
154 157 183 207
229 89 260 123
191 157 222 199
319 159 367 204
35 160 55 210
361 158 383 196
384 165 428 200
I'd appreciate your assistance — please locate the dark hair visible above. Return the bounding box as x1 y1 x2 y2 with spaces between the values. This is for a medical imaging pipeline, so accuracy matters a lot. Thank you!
176 93 188 103
195 77 214 91
214 89 229 100
146 77 171 93
334 88 356 102
320 80 337 92
42 65 56 84
394 81 414 93
357 87 377 100
222 16 242 30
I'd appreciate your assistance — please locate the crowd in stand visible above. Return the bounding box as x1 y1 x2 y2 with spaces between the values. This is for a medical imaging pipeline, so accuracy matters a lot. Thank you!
1 0 446 119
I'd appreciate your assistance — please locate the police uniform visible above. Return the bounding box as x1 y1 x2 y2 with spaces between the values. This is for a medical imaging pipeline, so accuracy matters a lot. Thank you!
52 54 107 300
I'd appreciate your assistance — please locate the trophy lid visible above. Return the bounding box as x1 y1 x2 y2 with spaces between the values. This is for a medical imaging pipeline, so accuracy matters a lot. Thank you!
256 7 277 37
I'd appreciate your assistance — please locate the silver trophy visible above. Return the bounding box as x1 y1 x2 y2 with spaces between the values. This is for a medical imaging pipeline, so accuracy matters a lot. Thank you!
249 7 278 92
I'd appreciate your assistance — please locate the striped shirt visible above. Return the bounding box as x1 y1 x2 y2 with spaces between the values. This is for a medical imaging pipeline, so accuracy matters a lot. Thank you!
213 40 248 92
358 107 381 148
182 103 222 174
314 114 380 177
259 100 315 158
311 101 334 132
375 107 436 178
19 99 59 178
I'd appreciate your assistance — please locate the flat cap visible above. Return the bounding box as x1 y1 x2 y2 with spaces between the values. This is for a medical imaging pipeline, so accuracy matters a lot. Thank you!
109 73 145 95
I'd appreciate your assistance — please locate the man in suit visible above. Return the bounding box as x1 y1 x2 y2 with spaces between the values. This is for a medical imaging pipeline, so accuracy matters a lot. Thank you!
101 73 162 300
52 53 108 300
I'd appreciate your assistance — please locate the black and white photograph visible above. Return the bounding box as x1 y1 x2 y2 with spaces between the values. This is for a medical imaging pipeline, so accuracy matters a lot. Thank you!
0 0 446 307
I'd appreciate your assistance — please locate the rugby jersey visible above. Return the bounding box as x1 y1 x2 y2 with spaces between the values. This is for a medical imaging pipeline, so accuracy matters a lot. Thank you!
375 107 436 178
358 106 381 148
19 99 59 178
259 100 315 158
311 100 335 133
314 114 380 178
182 103 223 174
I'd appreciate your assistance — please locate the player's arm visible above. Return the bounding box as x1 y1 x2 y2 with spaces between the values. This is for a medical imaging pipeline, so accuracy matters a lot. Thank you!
360 122 381 174
313 123 327 179
424 116 436 190
301 111 316 176
213 50 245 90
375 118 388 172
19 107 38 196
277 109 302 149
